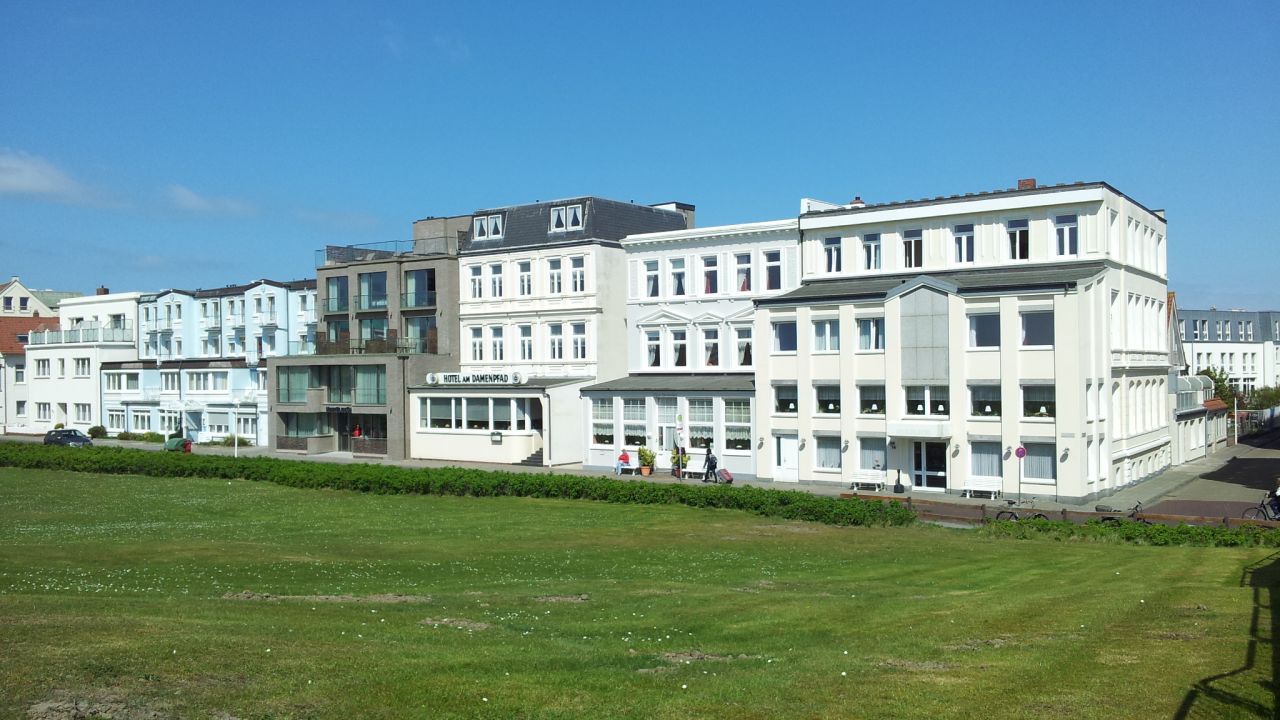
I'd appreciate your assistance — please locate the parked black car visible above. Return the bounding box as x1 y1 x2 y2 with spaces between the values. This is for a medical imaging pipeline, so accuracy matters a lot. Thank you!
43 429 93 447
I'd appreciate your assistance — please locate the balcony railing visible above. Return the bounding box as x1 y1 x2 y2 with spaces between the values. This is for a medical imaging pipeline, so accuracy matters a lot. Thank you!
26 325 134 345
313 337 438 355
299 309 317 324
255 312 278 326
400 291 437 309
354 294 390 312
144 319 174 333
324 297 349 313
315 239 416 268
288 340 317 356
227 313 246 327
201 316 222 330
351 437 388 455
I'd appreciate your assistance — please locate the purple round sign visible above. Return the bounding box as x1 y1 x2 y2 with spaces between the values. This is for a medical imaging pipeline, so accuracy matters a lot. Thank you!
1015 446 1027 459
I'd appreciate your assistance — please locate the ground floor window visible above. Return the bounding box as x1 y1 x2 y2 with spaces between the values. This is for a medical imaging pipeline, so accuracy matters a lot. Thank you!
421 396 538 433
859 437 886 470
36 403 51 421
970 441 1002 477
131 411 152 431
159 411 181 434
75 403 92 423
1023 442 1057 480
107 409 126 430
688 399 713 449
724 399 751 451
282 412 327 437
815 435 842 470
15 401 27 416
206 412 229 435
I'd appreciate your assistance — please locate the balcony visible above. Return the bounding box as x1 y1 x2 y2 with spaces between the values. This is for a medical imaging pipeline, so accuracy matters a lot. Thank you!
324 297 349 314
314 239 416 268
26 325 134 345
227 313 246 328
144 319 174 334
351 437 388 456
299 308 317 324
288 340 317 356
1111 350 1170 369
255 312 278 327
201 316 222 330
401 291 437 310
354 294 390 312
313 336 438 355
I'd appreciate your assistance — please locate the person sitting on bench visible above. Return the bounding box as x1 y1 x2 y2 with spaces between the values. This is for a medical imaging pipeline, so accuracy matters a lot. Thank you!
616 448 631 475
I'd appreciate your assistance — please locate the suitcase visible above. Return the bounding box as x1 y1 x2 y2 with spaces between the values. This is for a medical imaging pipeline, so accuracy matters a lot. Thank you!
716 468 734 484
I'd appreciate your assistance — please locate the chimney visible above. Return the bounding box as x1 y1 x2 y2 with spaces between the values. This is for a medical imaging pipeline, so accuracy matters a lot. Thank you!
848 196 866 209
96 286 109 296
1017 178 1037 190
9 275 17 283
650 202 696 229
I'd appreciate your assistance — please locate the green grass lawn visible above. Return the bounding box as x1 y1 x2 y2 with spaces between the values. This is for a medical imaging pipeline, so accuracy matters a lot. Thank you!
0 467 1273 719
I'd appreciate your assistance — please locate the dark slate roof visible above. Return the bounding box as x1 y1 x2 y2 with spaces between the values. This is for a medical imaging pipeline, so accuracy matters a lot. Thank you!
461 197 688 255
801 181 1165 224
154 278 316 300
581 373 755 393
760 261 1108 307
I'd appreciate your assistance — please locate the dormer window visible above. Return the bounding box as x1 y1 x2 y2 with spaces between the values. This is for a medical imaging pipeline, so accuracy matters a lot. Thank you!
473 214 504 240
549 204 585 233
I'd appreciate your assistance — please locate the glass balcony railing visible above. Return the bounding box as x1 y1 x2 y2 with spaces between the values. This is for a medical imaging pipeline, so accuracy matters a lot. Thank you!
311 337 438 355
26 325 133 345
354 294 390 311
287 341 317 356
324 297 349 313
400 291 437 309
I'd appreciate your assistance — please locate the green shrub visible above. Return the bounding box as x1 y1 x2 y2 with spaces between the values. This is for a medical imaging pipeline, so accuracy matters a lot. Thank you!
0 442 915 529
637 446 656 468
116 431 140 441
141 432 165 443
219 435 252 447
54 423 64 430
86 426 107 439
977 518 1280 547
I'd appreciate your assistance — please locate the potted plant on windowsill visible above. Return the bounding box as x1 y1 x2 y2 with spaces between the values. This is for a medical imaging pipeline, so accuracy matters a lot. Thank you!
637 446 656 476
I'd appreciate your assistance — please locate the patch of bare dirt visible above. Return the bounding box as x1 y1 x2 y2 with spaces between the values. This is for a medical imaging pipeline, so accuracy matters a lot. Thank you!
419 617 491 631
222 591 431 604
1152 630 1202 641
28 694 169 720
534 594 589 603
877 659 952 671
945 635 1012 652
750 524 822 535
733 579 775 593
660 651 757 664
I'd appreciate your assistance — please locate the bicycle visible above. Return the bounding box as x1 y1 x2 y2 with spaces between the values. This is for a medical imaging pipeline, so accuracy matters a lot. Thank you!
994 497 1048 522
1096 501 1151 525
1241 494 1280 522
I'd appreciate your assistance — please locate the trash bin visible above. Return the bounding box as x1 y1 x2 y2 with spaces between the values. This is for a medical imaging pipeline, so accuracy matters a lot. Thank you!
163 437 185 452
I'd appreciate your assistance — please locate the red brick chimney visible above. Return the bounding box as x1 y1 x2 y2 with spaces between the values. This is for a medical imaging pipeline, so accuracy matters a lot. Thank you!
1017 178 1037 190
96 286 109 295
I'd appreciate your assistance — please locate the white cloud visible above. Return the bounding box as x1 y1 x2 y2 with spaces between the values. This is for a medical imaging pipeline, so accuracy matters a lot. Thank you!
166 184 256 217
0 149 90 200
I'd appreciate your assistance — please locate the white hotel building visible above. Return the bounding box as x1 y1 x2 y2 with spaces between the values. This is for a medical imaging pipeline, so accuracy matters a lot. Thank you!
408 197 690 466
754 181 1170 501
581 219 800 478
1179 309 1280 395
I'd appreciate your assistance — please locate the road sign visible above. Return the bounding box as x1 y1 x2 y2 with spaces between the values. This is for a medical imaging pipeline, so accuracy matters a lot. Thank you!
1014 446 1027 459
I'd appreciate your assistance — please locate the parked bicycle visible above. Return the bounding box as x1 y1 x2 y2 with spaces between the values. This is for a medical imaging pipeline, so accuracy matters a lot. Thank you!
1241 493 1280 522
994 497 1049 522
1096 501 1150 525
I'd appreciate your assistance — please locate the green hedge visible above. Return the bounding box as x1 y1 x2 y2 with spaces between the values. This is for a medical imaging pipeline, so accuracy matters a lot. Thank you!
978 518 1280 547
0 442 915 528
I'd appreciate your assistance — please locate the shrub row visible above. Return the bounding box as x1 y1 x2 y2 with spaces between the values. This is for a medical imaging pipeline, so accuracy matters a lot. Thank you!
0 442 916 528
114 432 165 443
978 518 1280 547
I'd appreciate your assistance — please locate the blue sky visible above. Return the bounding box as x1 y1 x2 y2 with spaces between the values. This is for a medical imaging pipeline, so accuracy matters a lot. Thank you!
1 1 1277 310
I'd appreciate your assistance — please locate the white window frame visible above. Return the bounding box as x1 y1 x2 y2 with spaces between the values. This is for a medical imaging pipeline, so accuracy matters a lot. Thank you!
862 234 881 270
823 237 842 273
813 318 840 353
953 224 974 264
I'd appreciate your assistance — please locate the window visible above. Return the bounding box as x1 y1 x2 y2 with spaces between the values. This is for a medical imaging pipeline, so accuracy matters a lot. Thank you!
764 251 782 290
775 385 798 414
903 229 923 268
954 224 974 263
1178 320 1185 341
355 365 387 405
19 297 28 311
816 385 840 414
906 386 949 415
773 321 797 352
702 328 719 367
702 255 719 294
519 325 533 361
57 359 65 377
824 237 842 273
1023 443 1057 480
548 323 564 360
1 297 9 311
106 373 140 391
132 411 152 431
14 364 24 383
1007 219 1029 260
858 318 885 350
968 314 1000 348
591 399 614 445
688 399 714 449
724 400 751 451
735 327 753 367
644 260 660 297
74 358 90 376
489 264 504 297
549 204 583 232
863 234 881 270
36 403 51 421
970 385 1002 417
547 259 563 294
860 438 886 471
236 416 257 437
490 326 505 361
469 266 483 299
570 256 586 293
1021 311 1055 347
188 372 227 391
623 399 645 446
469 327 484 361
670 258 687 296
814 319 839 352
518 261 533 296
646 330 661 367
971 442 1002 478
75 403 91 423
735 253 752 292
35 359 50 377
1023 385 1056 418
108 409 125 428
571 322 587 359
1246 321 1254 341
473 213 504 240
358 271 388 309
672 329 688 367
860 386 885 414
1055 215 1078 256
816 435 842 470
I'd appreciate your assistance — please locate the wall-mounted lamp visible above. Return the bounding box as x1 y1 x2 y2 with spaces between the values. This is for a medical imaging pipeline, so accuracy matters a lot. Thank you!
1060 448 1070 462
757 437 764 449
798 438 807 450
842 439 850 452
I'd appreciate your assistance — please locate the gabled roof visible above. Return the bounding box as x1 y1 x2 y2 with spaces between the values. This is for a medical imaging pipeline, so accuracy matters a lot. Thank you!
0 316 59 356
759 261 1107 307
151 278 317 301
30 289 81 308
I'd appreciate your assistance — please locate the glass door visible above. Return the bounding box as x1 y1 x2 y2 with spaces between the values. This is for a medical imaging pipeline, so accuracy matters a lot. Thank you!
911 441 948 491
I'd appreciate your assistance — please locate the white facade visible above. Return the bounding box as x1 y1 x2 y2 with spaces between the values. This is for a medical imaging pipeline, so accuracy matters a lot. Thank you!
581 219 801 477
1179 310 1280 395
19 293 142 435
756 183 1171 501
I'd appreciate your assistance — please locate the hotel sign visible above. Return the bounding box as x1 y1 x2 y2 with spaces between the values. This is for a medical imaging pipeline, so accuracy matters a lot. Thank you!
425 371 527 386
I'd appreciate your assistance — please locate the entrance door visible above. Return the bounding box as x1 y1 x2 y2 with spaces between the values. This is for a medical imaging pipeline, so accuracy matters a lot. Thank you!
911 441 948 491
774 434 799 481
333 412 351 451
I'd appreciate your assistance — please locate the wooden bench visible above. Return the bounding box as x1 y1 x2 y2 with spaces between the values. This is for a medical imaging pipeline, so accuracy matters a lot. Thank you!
849 470 887 492
618 459 640 476
961 476 1002 499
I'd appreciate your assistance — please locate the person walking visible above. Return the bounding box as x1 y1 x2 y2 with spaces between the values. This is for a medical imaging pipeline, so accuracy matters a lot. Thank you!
703 446 718 483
